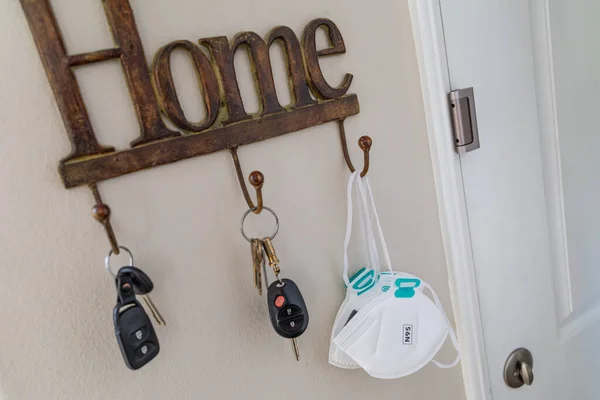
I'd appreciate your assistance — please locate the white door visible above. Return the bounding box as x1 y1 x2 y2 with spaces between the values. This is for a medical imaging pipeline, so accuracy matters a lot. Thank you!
434 1 600 399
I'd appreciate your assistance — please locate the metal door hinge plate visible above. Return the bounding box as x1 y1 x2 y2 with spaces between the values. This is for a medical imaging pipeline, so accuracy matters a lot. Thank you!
449 87 480 153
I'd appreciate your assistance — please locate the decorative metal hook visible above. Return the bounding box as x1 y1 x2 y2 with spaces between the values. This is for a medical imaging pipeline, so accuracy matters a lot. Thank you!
229 147 264 214
229 120 369 212
89 183 120 254
338 119 372 177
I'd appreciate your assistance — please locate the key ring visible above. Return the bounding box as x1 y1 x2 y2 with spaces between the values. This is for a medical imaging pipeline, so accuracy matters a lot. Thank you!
105 245 134 278
240 206 279 242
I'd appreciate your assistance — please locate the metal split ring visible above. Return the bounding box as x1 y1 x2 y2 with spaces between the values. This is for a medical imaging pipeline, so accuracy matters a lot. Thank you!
105 245 134 277
240 206 279 243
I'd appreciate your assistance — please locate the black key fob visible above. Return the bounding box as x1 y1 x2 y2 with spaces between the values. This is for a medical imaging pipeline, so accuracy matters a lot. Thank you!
267 279 309 339
116 266 154 295
113 272 159 370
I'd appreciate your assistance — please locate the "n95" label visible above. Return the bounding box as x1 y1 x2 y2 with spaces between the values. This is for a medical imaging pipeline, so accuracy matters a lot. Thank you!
403 324 413 345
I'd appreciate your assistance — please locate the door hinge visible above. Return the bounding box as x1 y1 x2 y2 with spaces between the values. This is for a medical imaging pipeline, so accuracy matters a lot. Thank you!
448 87 480 153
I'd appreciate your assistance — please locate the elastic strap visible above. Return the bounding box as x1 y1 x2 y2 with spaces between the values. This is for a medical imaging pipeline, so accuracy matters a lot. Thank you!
422 282 461 368
356 175 380 273
343 172 359 286
356 174 374 272
362 177 393 272
344 172 382 285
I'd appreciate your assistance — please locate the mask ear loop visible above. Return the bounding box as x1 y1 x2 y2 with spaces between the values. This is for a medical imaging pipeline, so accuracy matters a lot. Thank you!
356 177 381 273
356 175 373 273
343 171 360 286
344 172 384 286
362 177 393 273
422 282 461 368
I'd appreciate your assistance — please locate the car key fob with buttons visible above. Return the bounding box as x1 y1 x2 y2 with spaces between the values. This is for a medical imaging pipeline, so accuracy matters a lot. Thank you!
113 269 160 370
267 278 309 339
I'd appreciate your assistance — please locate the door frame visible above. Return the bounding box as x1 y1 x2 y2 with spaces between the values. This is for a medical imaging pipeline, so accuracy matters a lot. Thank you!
408 1 491 399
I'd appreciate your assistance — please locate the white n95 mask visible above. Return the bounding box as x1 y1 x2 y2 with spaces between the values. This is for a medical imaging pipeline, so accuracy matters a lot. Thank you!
329 268 423 369
329 172 460 377
333 279 460 379
329 172 421 368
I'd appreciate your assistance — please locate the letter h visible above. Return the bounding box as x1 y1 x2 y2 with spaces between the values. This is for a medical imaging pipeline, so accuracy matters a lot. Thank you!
20 0 178 160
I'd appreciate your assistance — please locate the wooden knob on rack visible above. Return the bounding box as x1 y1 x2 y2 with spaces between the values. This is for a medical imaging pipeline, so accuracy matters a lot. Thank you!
248 171 264 214
358 136 372 151
92 204 111 223
249 171 264 189
358 136 372 177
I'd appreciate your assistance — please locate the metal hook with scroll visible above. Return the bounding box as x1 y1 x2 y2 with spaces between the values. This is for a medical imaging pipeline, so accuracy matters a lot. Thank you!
89 183 120 254
229 147 265 214
338 119 372 177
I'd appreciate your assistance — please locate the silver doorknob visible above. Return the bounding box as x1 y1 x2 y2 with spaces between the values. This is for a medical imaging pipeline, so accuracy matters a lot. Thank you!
504 348 534 388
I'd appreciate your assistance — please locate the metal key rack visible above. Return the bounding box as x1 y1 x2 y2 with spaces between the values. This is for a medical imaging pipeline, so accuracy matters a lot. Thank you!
19 0 372 239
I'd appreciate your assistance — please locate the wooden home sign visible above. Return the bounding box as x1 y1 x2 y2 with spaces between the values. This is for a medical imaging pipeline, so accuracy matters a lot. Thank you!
20 0 360 188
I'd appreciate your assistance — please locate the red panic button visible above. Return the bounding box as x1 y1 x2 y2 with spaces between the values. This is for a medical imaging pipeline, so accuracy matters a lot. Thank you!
274 296 286 308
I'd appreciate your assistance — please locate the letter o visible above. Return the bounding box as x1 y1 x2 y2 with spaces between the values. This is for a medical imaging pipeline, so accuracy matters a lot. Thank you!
152 40 220 132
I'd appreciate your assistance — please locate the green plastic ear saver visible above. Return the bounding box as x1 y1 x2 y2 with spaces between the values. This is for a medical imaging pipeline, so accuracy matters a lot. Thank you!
349 267 378 296
394 278 421 298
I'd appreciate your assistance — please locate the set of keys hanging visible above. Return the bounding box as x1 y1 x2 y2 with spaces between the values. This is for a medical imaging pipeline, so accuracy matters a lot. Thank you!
106 246 166 370
104 211 309 369
95 183 307 369
243 207 309 362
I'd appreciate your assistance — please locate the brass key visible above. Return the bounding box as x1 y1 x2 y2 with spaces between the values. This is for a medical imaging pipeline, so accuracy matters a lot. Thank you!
251 238 263 295
290 338 300 361
262 237 281 282
141 294 166 326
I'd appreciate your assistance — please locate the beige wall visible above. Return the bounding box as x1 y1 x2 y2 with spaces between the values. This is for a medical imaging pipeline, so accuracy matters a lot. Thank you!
0 0 464 399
